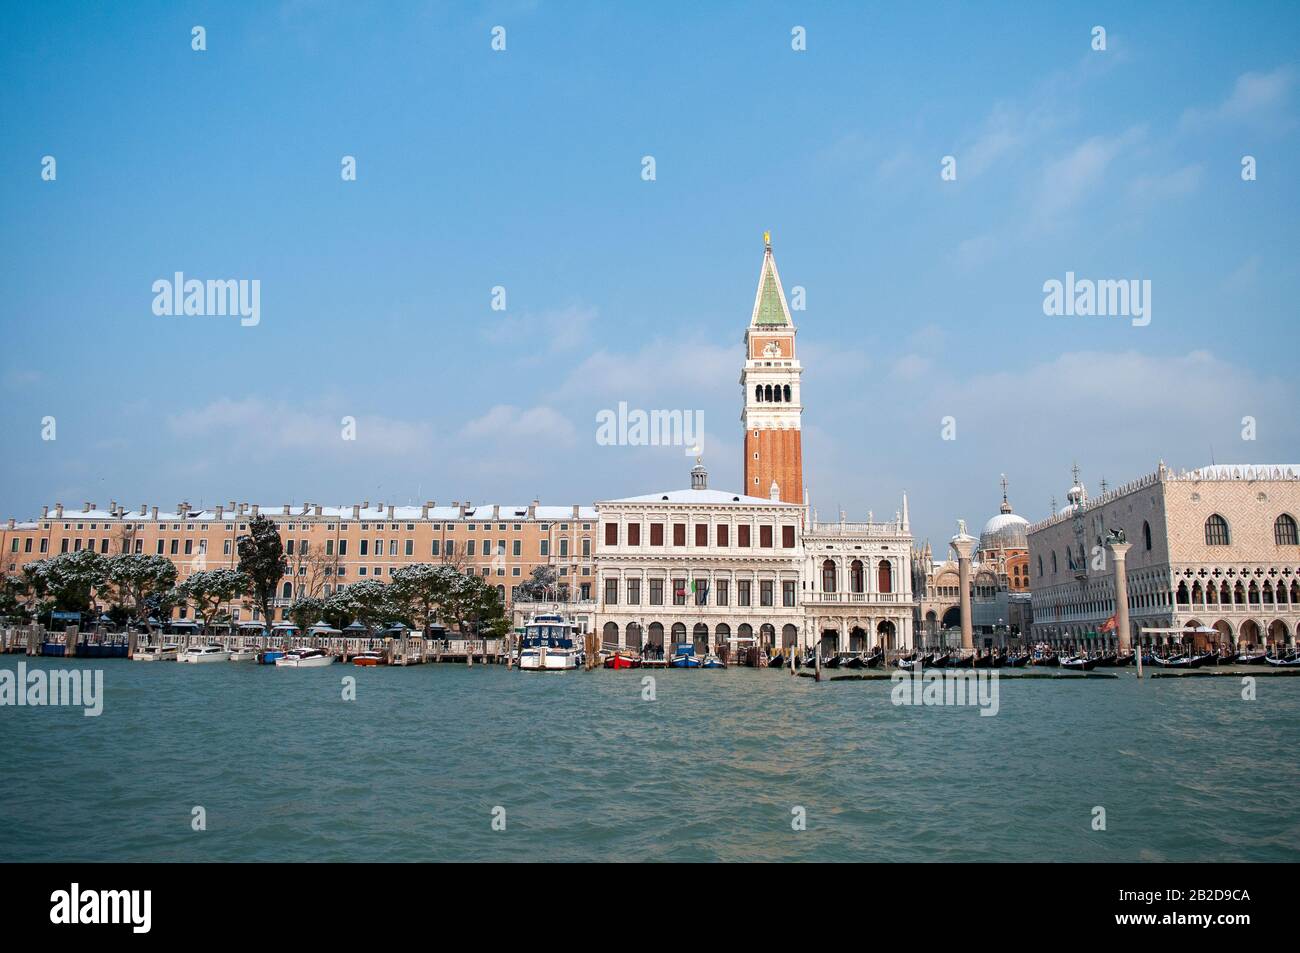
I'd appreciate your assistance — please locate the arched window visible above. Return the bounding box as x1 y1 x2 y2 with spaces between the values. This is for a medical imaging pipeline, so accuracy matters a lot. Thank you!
822 559 837 592
772 386 781 402
1143 520 1152 550
850 559 864 593
1275 514 1298 546
764 384 773 402
1205 514 1229 546
783 384 791 402
1051 552 1057 574
877 560 893 593
755 384 763 402
1037 555 1043 576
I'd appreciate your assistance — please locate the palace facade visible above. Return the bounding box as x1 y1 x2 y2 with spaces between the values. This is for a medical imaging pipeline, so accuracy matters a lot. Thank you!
1027 463 1300 652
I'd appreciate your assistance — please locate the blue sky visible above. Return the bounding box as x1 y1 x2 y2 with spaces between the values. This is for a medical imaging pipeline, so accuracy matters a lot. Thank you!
1 1 1297 548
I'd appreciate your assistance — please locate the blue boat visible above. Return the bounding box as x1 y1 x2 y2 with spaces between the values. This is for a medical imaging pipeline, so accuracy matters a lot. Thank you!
669 644 702 668
256 650 285 665
700 653 725 669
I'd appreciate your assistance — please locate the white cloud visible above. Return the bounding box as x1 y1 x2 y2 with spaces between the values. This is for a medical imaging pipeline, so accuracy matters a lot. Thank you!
483 304 598 355
1180 66 1296 131
460 404 577 446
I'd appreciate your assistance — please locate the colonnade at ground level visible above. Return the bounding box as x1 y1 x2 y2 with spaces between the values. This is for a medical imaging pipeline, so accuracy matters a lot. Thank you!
597 615 913 655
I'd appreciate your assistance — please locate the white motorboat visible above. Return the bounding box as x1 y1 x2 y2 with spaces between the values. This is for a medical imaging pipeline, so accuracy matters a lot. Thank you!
274 648 334 668
132 643 179 662
518 613 581 671
228 647 258 662
178 644 231 664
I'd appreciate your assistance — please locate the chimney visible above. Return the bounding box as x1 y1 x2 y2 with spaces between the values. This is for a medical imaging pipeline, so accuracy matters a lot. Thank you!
352 504 360 520
228 501 236 512
215 505 224 520
572 504 580 518
314 504 322 517
301 502 311 516
421 503 430 519
83 502 92 513
110 500 118 514
7 518 14 530
151 506 159 520
362 500 370 510
492 504 500 520
282 504 290 516
41 505 49 519
55 503 64 518
458 501 468 519
140 504 147 516
387 504 394 519
528 499 538 519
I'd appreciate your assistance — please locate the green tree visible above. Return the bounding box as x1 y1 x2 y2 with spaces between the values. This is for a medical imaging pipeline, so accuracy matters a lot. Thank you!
287 595 327 630
389 563 461 634
20 550 107 614
516 565 568 602
237 515 286 630
181 568 249 632
104 553 178 620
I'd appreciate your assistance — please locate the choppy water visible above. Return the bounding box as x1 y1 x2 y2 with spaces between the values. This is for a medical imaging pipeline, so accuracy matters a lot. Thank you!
1 658 1297 862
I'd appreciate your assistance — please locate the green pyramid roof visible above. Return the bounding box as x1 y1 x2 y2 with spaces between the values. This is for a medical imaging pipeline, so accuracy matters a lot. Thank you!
755 266 788 326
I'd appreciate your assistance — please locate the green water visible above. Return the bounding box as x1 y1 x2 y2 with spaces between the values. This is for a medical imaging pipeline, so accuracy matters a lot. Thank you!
1 658 1297 862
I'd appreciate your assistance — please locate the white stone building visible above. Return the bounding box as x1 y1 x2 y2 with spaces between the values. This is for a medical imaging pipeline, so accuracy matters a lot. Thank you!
1028 462 1300 652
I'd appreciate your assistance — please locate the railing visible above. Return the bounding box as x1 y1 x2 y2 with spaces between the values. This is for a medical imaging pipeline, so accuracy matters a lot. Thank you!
803 592 907 604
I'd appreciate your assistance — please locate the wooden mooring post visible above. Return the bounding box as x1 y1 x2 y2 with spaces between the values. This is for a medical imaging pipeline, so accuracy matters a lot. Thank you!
814 643 822 682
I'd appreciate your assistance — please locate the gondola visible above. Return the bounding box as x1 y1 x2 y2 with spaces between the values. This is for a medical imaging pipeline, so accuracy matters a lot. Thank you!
1005 654 1031 668
824 654 845 669
865 650 885 669
1151 654 1196 669
1059 655 1098 672
949 655 976 669
929 653 951 668
1264 654 1300 668
1113 653 1135 666
1234 652 1269 665
1094 653 1119 667
767 651 786 668
1031 654 1059 667
844 653 869 669
974 654 994 669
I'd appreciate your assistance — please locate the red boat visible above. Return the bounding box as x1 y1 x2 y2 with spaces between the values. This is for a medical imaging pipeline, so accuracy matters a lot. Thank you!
352 651 384 667
603 651 641 669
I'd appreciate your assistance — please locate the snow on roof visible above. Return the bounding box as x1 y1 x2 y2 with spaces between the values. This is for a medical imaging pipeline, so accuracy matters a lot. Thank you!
600 487 796 507
35 503 598 522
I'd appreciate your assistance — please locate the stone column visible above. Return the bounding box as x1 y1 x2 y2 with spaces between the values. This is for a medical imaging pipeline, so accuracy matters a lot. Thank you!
1108 540 1133 654
950 523 977 654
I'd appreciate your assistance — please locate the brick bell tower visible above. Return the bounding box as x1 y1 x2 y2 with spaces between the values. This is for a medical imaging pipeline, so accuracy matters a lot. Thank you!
741 231 803 504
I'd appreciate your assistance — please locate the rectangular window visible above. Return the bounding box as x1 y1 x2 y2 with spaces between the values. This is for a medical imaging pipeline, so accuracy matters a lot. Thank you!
738 524 751 548
738 580 751 607
540 539 549 556
717 579 729 606
74 539 83 552
286 539 295 556
673 578 686 606
445 540 454 556
390 540 398 556
183 540 193 555
627 579 641 605
783 580 796 607
760 580 774 606
467 540 476 556
782 525 795 548
605 522 619 546
513 540 521 556
40 539 49 553
695 579 708 605
650 579 664 605
580 583 591 600
360 540 369 556
405 539 413 556
760 525 773 548
559 538 568 557
581 537 590 556
694 524 708 546
198 539 207 555
339 539 348 556
649 523 663 546
717 524 729 547
325 540 334 556
170 539 179 555
673 523 686 546
604 579 618 605
156 539 163 554
431 539 441 556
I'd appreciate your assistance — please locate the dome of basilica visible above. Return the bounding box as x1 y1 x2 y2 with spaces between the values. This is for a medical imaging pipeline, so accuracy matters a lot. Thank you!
979 511 1029 551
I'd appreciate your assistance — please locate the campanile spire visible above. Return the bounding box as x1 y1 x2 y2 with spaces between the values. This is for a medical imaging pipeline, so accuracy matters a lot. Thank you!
740 232 803 504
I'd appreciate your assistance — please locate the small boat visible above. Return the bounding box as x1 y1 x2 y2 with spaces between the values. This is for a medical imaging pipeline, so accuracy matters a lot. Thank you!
824 654 845 669
352 651 384 666
275 648 333 668
767 652 786 668
1094 653 1120 667
256 650 285 665
1264 654 1300 668
1151 654 1196 669
928 653 951 668
1031 654 1059 667
1005 654 1031 668
228 647 258 662
603 651 641 669
700 653 726 669
670 644 702 668
1234 652 1269 665
1059 655 1098 672
974 654 995 669
178 644 231 664
132 643 179 661
519 613 581 671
